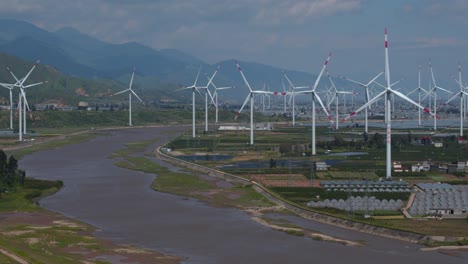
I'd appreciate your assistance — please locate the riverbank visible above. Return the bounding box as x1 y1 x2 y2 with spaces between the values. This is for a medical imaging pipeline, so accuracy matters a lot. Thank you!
0 127 185 264
154 144 467 246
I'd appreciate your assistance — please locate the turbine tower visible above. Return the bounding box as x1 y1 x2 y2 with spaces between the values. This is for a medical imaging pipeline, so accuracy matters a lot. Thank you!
112 68 144 127
177 68 202 138
441 63 468 137
197 66 220 132
284 74 308 127
326 71 355 130
0 78 43 130
209 81 231 124
342 72 382 133
342 29 436 180
407 66 429 126
6 60 45 141
428 61 451 131
235 60 275 145
294 53 333 156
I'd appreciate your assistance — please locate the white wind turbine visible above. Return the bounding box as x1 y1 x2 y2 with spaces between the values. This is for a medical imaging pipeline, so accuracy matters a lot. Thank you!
326 71 355 130
6 60 46 141
283 73 308 126
293 53 333 156
0 82 17 130
197 66 220 132
342 72 383 133
341 28 436 180
0 77 42 131
407 65 429 126
428 61 451 131
235 60 276 145
177 67 201 138
112 68 144 127
441 63 468 137
209 80 231 124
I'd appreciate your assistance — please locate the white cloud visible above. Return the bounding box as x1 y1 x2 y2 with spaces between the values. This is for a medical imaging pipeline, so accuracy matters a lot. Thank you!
253 0 363 25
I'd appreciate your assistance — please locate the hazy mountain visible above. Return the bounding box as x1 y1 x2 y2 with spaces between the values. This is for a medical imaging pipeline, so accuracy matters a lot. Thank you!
0 18 352 103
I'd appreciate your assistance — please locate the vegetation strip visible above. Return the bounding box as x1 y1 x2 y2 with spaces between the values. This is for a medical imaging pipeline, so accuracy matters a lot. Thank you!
0 127 187 264
155 145 437 243
0 247 30 264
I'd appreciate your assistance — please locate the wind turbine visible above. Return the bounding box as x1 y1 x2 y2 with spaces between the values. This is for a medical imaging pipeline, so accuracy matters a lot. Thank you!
209 80 231 124
177 67 201 138
283 73 308 126
0 77 43 131
235 60 275 145
428 61 451 130
294 53 333 156
342 29 436 180
198 66 220 132
407 65 429 126
6 60 46 140
326 71 355 130
342 72 383 133
441 63 468 137
112 68 144 127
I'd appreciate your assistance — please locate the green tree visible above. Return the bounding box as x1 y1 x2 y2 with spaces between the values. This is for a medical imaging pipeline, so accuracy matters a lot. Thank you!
363 132 369 143
269 158 277 168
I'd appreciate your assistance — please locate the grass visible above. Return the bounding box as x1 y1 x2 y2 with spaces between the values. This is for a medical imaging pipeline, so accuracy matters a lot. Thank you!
0 177 181 263
6 131 99 160
372 218 468 237
0 252 18 264
113 140 274 209
0 178 62 212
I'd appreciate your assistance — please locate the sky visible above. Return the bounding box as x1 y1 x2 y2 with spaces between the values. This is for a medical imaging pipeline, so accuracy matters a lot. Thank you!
1 0 468 92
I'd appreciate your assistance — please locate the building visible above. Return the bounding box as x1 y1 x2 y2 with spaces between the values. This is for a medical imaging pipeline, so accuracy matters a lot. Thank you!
315 161 329 171
393 162 402 172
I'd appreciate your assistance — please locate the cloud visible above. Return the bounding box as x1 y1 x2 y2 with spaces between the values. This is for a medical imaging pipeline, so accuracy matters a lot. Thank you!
401 0 468 24
396 37 466 50
253 0 364 25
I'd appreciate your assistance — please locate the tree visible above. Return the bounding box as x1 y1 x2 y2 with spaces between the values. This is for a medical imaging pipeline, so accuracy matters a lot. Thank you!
363 132 369 143
333 135 346 146
269 158 277 168
7 155 18 175
279 143 292 155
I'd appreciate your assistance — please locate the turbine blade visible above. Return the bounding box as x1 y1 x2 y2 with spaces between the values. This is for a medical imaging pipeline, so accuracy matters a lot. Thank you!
342 90 387 122
235 60 254 92
365 72 384 87
207 88 215 105
441 92 460 107
235 94 251 120
392 89 435 117
407 88 419 96
20 89 30 111
129 69 135 90
193 67 201 87
312 52 332 90
343 77 366 87
23 81 46 89
314 93 331 120
113 89 130 96
435 86 452 94
176 86 193 91
131 90 144 103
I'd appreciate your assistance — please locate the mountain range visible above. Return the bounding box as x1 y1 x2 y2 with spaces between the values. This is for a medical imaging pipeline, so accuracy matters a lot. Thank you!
0 18 350 105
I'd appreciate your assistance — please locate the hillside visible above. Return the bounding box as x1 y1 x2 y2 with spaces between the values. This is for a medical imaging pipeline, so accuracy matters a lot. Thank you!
0 53 184 107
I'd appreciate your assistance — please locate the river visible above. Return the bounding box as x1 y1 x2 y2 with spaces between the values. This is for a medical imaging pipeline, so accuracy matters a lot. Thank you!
20 126 467 264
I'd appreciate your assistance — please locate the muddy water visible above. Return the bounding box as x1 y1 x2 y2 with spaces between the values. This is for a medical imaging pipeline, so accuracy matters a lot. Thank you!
20 127 466 264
